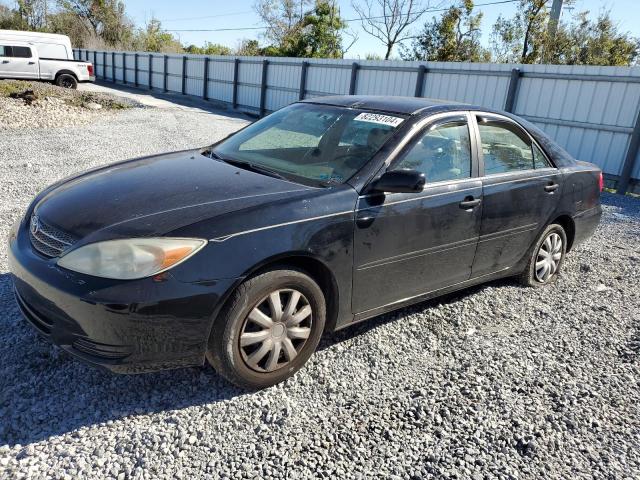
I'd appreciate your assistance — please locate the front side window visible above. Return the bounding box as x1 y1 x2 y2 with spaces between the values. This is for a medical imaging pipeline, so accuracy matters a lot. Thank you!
214 104 405 186
394 121 472 183
533 143 552 169
478 120 534 175
0 45 10 57
11 46 32 58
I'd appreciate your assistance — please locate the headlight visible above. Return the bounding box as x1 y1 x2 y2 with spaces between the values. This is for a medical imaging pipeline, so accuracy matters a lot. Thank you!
57 238 207 280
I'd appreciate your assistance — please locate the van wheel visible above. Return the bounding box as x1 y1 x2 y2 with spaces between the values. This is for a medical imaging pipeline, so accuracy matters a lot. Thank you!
206 268 326 389
56 74 77 89
517 224 567 287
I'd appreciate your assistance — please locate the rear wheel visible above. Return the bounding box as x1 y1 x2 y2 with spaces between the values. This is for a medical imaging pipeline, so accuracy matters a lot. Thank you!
55 73 77 89
517 224 567 287
206 268 325 389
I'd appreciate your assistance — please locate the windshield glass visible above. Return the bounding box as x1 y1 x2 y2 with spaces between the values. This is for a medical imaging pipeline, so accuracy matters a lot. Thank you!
212 103 406 186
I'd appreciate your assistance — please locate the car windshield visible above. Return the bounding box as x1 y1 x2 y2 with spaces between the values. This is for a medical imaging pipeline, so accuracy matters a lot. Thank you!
211 103 406 186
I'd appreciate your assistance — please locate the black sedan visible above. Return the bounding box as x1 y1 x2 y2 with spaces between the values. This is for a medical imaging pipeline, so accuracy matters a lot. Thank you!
9 96 603 389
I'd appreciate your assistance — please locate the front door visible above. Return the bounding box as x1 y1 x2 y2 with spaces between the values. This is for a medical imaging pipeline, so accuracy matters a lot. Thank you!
352 114 483 315
470 114 562 276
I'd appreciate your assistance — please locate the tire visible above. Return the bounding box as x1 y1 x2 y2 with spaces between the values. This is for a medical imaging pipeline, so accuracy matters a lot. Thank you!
517 223 567 288
206 268 326 389
55 73 77 89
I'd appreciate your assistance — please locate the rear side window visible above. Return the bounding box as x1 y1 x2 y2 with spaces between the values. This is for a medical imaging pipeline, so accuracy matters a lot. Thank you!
12 46 32 58
477 120 534 175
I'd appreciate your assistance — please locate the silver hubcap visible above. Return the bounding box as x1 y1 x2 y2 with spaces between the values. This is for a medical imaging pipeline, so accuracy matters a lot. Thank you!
239 289 312 372
535 232 562 282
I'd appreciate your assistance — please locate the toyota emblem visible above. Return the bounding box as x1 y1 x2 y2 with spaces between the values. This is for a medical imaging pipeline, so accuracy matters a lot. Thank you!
30 215 39 235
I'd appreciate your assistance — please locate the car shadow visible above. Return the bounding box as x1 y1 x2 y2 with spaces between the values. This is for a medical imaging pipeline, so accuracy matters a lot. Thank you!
0 268 513 447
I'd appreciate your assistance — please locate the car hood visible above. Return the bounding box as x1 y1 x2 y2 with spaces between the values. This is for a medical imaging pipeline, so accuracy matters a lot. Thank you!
34 149 311 241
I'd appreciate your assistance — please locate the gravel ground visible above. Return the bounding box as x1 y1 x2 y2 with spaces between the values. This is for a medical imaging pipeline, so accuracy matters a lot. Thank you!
0 80 137 131
0 94 639 479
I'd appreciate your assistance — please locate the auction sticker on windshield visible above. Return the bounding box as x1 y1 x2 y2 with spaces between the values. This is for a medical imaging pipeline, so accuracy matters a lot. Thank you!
354 112 404 127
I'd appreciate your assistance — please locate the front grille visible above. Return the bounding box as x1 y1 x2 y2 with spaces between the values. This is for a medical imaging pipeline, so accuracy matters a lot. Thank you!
29 214 77 258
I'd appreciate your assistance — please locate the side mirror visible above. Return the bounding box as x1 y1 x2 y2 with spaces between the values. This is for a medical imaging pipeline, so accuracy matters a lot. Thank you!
371 169 426 193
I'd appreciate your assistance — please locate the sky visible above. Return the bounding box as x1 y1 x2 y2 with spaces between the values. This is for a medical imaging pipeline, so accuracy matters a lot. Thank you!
124 0 640 58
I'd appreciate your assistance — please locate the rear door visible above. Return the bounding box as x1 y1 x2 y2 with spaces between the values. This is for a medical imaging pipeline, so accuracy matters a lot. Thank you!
352 112 483 315
471 113 562 277
0 45 38 79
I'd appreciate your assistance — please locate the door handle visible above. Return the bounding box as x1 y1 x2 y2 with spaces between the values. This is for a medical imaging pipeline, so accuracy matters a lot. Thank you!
356 216 375 228
28 61 35 65
1 60 9 64
544 183 559 193
459 197 481 210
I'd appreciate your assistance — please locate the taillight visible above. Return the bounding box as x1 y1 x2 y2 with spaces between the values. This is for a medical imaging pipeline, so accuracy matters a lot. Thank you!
598 172 604 192
87 64 94 76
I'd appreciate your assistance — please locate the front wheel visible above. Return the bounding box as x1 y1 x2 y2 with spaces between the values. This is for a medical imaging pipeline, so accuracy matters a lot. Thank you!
517 223 567 287
55 73 78 89
206 268 326 389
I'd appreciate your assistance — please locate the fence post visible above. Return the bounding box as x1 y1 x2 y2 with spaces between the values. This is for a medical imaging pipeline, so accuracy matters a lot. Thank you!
414 65 427 97
181 55 187 94
102 51 106 79
163 55 168 92
93 51 97 76
299 61 309 100
134 53 138 87
203 57 209 100
232 58 239 109
504 68 521 113
349 62 359 95
617 106 640 194
259 59 269 117
148 54 153 90
111 52 115 82
122 52 126 84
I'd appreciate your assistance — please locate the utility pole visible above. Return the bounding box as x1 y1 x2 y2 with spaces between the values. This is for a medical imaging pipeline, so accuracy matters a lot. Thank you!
544 0 564 63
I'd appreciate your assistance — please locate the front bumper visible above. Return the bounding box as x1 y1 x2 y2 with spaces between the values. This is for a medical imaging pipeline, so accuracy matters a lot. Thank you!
8 219 238 373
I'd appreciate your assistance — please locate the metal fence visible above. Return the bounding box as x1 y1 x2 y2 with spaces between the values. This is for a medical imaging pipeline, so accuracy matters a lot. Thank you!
75 48 640 194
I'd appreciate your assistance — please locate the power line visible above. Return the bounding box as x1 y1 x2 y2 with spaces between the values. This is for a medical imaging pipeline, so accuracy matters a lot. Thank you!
163 0 521 32
159 11 253 23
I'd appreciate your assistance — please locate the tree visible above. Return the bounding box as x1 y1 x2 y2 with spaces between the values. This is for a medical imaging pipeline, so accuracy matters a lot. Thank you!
235 39 264 56
490 0 548 63
57 0 133 47
546 10 639 66
352 0 437 59
185 42 232 55
403 0 489 62
254 0 311 48
254 0 352 58
132 18 182 53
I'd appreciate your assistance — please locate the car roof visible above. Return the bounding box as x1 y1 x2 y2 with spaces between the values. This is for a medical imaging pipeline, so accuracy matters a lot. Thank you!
299 95 472 115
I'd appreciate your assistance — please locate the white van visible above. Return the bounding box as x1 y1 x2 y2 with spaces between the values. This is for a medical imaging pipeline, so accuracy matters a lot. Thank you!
0 33 94 88
0 30 74 60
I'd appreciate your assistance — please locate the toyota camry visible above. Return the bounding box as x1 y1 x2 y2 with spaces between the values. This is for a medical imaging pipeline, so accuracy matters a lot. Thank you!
9 96 603 389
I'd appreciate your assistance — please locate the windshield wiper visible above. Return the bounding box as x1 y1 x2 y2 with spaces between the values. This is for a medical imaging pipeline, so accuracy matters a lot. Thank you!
219 157 287 181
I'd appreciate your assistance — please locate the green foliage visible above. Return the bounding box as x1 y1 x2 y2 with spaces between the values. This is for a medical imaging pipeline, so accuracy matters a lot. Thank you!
184 42 232 56
132 18 182 52
490 2 639 66
547 11 639 66
235 39 264 56
403 0 490 62
255 0 349 58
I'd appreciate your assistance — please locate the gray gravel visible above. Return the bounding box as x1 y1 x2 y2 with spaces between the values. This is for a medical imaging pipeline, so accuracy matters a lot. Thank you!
1 94 639 479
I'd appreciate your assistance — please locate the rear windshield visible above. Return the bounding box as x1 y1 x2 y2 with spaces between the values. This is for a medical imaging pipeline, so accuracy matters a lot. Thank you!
213 103 406 186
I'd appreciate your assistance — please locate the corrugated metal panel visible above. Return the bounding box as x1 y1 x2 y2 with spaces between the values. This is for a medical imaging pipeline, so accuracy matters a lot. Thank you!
76 49 640 183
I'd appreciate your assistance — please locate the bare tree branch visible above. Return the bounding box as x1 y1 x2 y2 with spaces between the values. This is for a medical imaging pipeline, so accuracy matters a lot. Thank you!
352 0 440 59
